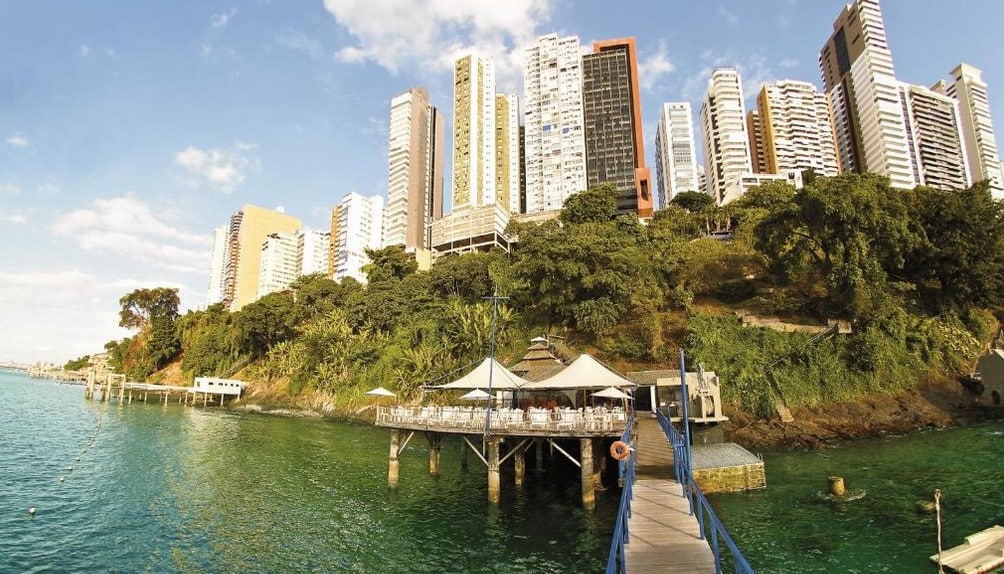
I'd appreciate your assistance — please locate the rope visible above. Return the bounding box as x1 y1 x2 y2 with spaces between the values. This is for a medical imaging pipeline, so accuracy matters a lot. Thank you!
935 489 944 574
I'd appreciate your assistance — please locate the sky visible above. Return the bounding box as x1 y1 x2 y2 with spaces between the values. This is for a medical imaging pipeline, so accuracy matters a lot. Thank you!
2 0 1004 365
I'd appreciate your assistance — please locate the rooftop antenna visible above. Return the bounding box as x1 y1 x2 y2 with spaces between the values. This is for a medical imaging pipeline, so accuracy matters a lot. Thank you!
483 289 509 436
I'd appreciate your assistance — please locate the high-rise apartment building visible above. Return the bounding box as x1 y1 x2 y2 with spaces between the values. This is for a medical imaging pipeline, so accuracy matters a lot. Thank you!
495 93 521 214
258 231 300 299
221 205 301 311
820 0 915 189
940 63 1003 196
299 229 331 276
700 68 753 204
523 34 587 214
754 80 841 177
654 102 699 208
452 54 496 211
582 38 653 218
901 83 970 191
330 193 384 284
206 226 228 306
746 110 768 174
385 87 445 251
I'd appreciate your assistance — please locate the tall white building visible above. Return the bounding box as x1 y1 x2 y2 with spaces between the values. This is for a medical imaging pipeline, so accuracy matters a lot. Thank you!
700 68 753 204
523 33 587 213
299 229 331 276
452 54 496 211
820 0 915 189
206 226 229 306
385 87 445 250
257 231 300 298
654 102 699 208
941 63 1003 197
901 83 970 191
754 80 841 177
330 193 384 284
495 93 521 214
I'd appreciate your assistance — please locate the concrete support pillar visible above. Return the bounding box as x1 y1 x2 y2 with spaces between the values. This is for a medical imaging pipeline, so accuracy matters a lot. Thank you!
388 429 400 489
593 440 603 491
460 439 469 471
514 443 525 488
487 437 501 505
118 384 124 403
143 392 148 402
580 438 595 510
104 378 111 402
428 434 441 477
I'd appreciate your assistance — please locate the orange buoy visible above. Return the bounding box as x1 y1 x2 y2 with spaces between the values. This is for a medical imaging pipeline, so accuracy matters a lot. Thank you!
610 440 631 461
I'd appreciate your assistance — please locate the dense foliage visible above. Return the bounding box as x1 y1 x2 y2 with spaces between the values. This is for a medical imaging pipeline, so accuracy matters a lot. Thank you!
105 175 1004 416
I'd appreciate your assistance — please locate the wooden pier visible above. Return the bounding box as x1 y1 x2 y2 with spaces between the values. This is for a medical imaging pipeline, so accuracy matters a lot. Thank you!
624 417 716 573
375 405 628 508
84 372 244 407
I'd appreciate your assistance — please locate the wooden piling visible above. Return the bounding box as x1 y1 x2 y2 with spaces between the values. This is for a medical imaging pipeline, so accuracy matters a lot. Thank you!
427 433 442 476
487 437 501 504
460 440 469 471
535 439 544 471
580 438 595 510
388 429 400 489
514 443 525 487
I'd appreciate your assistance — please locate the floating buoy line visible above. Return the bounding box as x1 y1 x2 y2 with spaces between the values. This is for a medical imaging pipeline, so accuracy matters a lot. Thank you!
30 409 106 518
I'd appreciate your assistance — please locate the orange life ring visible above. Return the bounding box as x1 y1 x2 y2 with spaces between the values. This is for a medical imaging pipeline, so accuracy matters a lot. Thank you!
610 440 631 461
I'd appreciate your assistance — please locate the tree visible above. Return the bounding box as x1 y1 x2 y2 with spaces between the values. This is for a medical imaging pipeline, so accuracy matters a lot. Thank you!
559 184 617 224
117 287 181 372
753 173 918 318
232 292 298 359
363 245 418 283
902 181 1004 312
670 190 714 213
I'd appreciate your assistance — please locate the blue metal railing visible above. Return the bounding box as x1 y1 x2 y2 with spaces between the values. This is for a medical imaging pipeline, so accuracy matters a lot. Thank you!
604 410 636 574
656 408 755 574
605 348 755 574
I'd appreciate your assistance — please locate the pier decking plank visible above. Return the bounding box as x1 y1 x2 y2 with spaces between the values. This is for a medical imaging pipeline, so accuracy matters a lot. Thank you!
624 418 716 574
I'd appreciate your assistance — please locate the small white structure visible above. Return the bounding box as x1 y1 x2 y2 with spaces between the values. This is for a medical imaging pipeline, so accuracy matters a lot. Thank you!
975 350 1004 407
193 377 248 397
654 368 729 423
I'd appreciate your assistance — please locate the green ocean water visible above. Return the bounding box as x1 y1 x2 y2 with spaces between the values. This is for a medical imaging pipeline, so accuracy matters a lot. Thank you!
0 370 617 573
711 418 1004 573
3 368 1002 573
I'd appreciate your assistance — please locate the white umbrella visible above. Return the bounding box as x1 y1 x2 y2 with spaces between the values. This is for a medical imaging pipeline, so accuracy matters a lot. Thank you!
365 387 396 397
592 386 632 400
459 388 491 400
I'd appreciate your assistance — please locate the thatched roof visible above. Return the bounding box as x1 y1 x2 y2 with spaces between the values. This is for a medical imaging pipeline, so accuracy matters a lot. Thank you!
509 341 566 382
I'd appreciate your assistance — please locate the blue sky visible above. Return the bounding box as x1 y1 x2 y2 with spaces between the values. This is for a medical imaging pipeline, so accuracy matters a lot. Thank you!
2 0 1003 364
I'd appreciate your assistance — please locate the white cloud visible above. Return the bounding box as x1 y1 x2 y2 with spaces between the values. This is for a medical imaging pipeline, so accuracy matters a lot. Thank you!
0 269 134 363
276 28 328 61
322 0 555 90
173 143 259 192
211 8 238 29
6 133 28 147
717 5 739 26
1 212 27 224
0 183 20 195
79 44 91 57
37 182 60 195
50 196 210 274
638 42 676 92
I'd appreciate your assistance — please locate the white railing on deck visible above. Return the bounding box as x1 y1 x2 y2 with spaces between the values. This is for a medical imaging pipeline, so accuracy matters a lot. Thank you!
376 405 628 433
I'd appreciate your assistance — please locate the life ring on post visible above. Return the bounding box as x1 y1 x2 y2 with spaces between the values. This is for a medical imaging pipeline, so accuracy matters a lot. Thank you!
610 440 631 461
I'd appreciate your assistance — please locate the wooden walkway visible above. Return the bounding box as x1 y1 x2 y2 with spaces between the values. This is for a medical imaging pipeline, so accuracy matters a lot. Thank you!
624 417 716 573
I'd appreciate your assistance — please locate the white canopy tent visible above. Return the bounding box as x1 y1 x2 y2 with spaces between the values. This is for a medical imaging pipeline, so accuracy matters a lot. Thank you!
439 357 530 390
522 353 637 391
592 386 633 400
459 388 491 400
365 386 396 397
